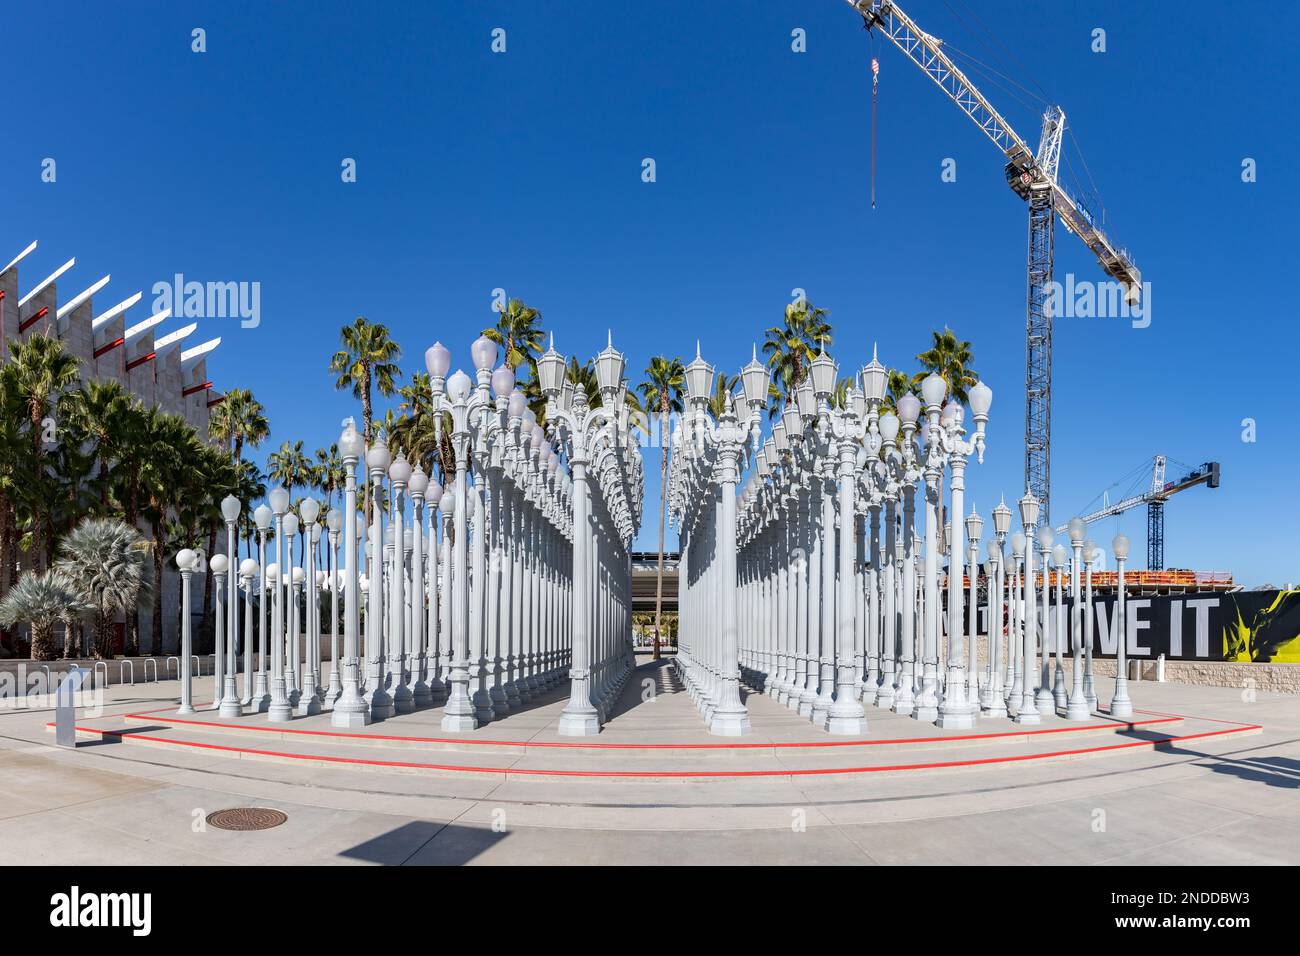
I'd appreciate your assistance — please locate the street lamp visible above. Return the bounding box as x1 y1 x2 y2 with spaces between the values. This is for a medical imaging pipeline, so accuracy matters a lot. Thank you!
1052 542 1069 710
176 548 197 715
1015 492 1041 724
267 486 293 722
1082 538 1099 711
297 496 322 715
323 507 343 708
251 503 272 711
1034 524 1055 715
219 494 242 718
986 497 1012 716
331 418 370 727
964 507 984 706
1110 532 1134 719
1065 517 1091 720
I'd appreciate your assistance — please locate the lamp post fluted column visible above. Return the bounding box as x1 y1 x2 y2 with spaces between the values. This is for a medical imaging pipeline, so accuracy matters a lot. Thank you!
1015 493 1041 724
332 420 370 727
1110 534 1134 719
267 488 293 722
251 507 271 711
177 550 196 715
1066 519 1090 720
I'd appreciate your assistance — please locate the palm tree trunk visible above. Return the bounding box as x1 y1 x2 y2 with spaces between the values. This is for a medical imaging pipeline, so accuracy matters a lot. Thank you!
93 610 115 659
362 372 373 528
30 620 57 661
653 409 668 660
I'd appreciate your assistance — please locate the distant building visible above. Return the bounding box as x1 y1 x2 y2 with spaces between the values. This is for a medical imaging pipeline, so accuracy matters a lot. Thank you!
1 241 227 653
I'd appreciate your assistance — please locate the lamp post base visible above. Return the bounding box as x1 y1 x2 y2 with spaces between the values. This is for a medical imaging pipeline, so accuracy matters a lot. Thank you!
1109 697 1134 720
825 711 864 736
710 708 752 737
330 707 371 728
557 709 600 736
1066 696 1091 721
1013 694 1041 724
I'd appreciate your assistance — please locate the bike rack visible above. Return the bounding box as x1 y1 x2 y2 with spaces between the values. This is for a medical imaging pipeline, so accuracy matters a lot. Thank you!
120 660 135 685
143 658 158 682
166 657 179 679
193 655 203 677
205 654 215 677
30 664 52 697
93 661 108 688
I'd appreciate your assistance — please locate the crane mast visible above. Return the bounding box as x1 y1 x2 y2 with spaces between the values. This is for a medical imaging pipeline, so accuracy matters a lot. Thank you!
845 0 1141 524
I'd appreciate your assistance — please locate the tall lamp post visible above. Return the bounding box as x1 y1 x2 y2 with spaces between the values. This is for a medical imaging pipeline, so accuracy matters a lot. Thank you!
1014 492 1041 725
1110 533 1134 719
176 548 197 715
1065 517 1090 720
1052 542 1070 710
332 418 370 727
219 495 242 716
297 497 322 715
985 498 1011 716
267 486 293 722
1082 538 1099 711
324 508 343 708
1034 525 1055 716
251 504 272 710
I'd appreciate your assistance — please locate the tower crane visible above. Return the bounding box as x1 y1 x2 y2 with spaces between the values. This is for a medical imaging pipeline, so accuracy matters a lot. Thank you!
1054 456 1220 570
843 0 1142 523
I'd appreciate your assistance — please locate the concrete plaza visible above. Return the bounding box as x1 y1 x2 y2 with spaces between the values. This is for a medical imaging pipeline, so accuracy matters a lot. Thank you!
0 654 1296 865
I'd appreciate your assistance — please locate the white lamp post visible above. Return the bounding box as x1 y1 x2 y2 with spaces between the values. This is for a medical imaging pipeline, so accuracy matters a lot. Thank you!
176 549 197 715
986 497 1012 716
239 558 258 712
1110 533 1134 719
1034 524 1055 716
219 494 241 717
1015 492 1041 724
324 508 343 708
387 449 413 713
1052 541 1070 710
965 507 984 707
251 503 272 710
209 553 229 712
297 497 322 715
439 368 479 732
267 486 293 721
408 465 430 707
1082 538 1099 711
364 438 393 719
332 418 370 727
1065 518 1090 720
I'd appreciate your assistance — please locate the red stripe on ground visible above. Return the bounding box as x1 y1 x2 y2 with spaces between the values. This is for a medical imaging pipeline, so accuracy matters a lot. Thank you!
60 722 1260 779
118 708 1181 751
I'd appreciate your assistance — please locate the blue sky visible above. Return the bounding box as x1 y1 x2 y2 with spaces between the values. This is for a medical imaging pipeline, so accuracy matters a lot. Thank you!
2 0 1296 584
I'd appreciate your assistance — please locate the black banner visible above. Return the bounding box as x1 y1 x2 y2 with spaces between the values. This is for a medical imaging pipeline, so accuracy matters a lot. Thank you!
989 589 1300 663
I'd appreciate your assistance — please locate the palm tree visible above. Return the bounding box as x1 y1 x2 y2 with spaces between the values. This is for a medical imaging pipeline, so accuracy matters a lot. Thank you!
66 379 135 510
7 333 79 570
267 440 311 502
481 298 544 370
329 317 402 447
0 569 79 662
638 355 685 661
139 410 201 653
56 517 151 659
880 367 915 415
313 444 344 513
707 372 739 419
761 299 832 415
915 327 978 404
208 387 269 466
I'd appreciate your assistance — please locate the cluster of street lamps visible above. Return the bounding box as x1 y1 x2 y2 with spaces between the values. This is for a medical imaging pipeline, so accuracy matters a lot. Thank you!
668 340 1138 736
174 334 643 736
170 329 1138 742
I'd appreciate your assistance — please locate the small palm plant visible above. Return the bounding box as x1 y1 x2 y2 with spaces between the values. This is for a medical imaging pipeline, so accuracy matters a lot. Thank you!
0 570 80 662
56 518 152 659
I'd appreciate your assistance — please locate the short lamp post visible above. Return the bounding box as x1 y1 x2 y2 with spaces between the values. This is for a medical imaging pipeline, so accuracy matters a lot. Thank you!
1052 542 1070 710
964 507 984 706
239 558 258 711
986 498 1012 716
1034 525 1055 716
219 494 242 717
1110 533 1134 719
324 507 343 708
1082 539 1099 711
297 497 322 715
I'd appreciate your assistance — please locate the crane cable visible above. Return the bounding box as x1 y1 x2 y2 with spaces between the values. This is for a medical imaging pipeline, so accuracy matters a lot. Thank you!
871 55 879 209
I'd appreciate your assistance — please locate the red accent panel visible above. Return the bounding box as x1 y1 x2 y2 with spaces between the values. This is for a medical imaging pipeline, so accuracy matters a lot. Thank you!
182 379 213 397
126 351 156 371
18 305 49 333
93 336 125 358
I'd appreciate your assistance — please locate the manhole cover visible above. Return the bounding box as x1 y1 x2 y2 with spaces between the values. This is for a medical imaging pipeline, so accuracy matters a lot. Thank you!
206 808 287 831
